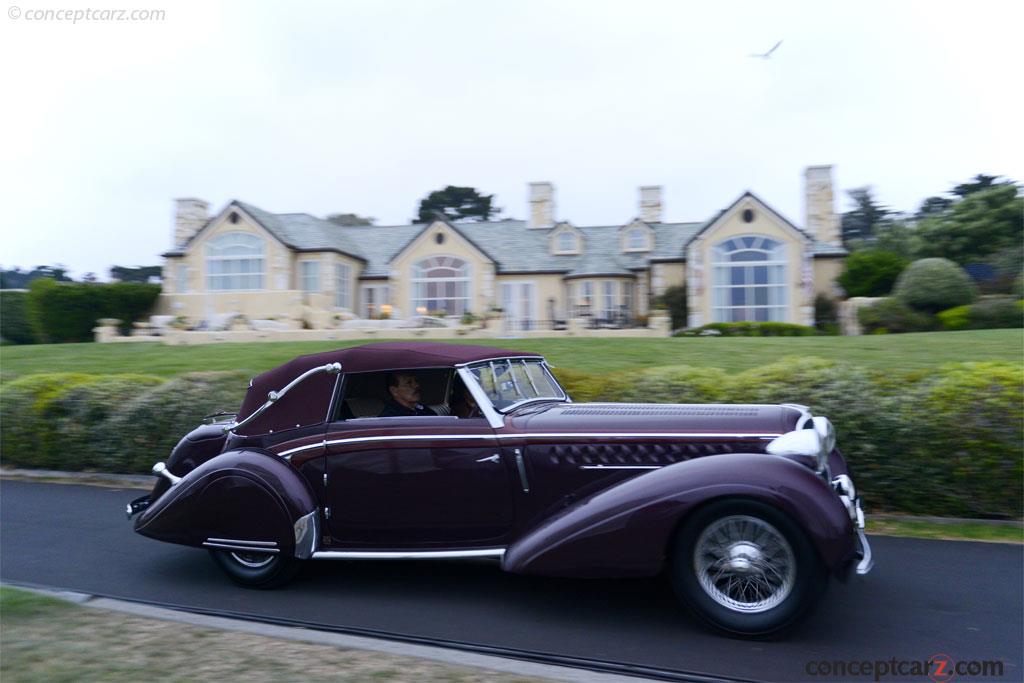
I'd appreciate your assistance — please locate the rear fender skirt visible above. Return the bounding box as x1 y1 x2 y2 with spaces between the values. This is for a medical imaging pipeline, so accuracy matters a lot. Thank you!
501 452 855 578
133 449 317 557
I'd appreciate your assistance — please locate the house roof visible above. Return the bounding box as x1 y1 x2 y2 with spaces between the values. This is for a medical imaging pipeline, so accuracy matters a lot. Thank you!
166 195 843 270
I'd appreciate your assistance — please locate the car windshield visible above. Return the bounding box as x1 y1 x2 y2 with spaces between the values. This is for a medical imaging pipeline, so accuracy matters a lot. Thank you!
466 359 566 411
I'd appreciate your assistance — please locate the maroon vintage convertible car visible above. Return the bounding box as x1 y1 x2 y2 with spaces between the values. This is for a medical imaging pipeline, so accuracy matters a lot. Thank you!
128 341 872 636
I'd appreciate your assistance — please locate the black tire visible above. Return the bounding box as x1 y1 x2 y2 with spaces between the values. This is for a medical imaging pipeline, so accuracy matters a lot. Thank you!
670 498 826 637
208 549 302 589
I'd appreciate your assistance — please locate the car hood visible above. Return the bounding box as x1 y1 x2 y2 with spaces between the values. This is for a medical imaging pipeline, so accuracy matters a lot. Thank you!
506 402 800 437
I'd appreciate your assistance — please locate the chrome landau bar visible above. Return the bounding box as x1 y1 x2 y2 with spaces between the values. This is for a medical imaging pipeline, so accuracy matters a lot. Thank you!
223 362 343 434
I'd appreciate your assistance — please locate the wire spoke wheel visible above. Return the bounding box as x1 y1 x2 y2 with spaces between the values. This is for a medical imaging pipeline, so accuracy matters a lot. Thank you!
693 515 795 613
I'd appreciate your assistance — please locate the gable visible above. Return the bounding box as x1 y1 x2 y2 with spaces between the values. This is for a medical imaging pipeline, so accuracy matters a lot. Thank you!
389 219 496 268
688 192 810 248
188 203 289 254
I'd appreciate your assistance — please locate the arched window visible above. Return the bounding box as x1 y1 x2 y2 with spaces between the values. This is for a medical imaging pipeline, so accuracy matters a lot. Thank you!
557 231 577 252
711 236 787 322
626 227 648 250
411 256 471 315
206 232 264 291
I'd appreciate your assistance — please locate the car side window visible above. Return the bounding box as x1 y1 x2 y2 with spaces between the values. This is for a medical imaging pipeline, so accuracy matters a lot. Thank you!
332 369 453 420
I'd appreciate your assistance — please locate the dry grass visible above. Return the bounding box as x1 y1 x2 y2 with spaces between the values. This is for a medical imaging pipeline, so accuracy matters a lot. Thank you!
0 587 553 683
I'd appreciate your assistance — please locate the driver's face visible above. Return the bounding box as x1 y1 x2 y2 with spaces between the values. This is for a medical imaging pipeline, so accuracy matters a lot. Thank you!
391 374 421 407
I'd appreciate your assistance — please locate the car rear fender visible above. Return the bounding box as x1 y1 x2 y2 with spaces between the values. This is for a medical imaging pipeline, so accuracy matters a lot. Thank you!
133 448 318 558
502 452 855 578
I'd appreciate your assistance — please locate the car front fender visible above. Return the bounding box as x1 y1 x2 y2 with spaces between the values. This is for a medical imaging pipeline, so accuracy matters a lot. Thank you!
133 449 319 558
502 452 855 578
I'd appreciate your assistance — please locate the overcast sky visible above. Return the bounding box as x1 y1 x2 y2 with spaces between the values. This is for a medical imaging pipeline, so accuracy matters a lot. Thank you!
1 0 1021 278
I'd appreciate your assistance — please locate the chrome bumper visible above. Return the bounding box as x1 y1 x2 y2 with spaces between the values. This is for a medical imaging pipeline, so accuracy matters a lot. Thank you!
833 475 874 575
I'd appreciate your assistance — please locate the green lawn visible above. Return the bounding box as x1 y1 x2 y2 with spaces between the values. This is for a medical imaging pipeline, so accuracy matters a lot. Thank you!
0 329 1021 381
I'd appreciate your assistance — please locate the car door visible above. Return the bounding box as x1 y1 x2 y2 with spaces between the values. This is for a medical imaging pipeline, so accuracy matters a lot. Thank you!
322 414 516 548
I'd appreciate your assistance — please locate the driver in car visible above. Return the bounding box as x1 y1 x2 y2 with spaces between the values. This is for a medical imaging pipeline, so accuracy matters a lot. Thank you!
379 372 437 417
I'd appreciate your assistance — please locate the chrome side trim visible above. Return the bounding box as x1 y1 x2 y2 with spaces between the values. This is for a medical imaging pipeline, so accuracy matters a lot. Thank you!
203 542 281 554
225 361 343 434
293 509 319 559
311 548 505 560
579 465 662 470
206 537 278 547
280 431 780 459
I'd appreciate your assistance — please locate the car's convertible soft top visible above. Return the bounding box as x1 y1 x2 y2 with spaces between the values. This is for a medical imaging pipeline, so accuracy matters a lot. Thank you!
236 342 535 435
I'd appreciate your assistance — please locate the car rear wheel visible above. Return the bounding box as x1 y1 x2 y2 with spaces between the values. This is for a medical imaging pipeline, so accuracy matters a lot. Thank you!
208 549 301 588
671 499 826 637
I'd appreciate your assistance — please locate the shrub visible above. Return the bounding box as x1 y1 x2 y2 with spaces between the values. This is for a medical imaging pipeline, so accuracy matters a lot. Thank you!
0 374 164 470
903 363 1023 517
26 279 161 343
565 358 1023 518
813 294 839 335
939 298 1023 331
651 285 687 331
101 283 162 335
937 305 971 331
617 365 731 404
836 249 909 297
102 372 248 473
674 322 819 337
894 258 978 313
858 298 937 334
0 291 36 344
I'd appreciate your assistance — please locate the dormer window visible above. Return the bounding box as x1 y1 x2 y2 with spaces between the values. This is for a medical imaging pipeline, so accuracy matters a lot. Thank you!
558 232 577 252
551 226 581 255
623 225 651 252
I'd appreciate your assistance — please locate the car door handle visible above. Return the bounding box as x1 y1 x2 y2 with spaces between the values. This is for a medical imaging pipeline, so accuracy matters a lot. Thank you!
476 454 501 464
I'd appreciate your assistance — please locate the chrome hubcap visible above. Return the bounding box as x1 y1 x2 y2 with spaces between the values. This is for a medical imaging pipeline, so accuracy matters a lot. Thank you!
230 551 275 568
693 515 795 613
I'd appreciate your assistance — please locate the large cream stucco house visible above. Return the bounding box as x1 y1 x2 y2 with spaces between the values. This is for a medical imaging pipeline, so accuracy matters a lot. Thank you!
158 166 846 332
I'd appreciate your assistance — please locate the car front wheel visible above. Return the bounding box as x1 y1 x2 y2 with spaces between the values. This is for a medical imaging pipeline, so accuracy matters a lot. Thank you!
208 549 301 588
671 499 826 637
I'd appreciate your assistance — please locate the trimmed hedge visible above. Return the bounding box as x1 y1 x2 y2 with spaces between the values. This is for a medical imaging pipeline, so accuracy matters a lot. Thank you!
557 358 1022 518
858 298 937 334
938 298 1024 331
674 322 819 337
0 372 246 473
26 279 161 343
895 258 978 313
1 362 1020 518
0 291 36 345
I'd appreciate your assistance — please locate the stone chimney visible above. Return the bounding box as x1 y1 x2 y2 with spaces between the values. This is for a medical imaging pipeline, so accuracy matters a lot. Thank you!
804 166 841 246
174 198 210 247
528 182 555 229
639 185 663 223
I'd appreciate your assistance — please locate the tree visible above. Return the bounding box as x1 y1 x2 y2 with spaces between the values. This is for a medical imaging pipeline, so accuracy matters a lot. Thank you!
951 174 1009 198
326 213 375 226
110 265 162 283
836 249 909 297
840 187 890 244
0 265 73 289
914 184 1023 265
915 195 953 219
415 186 498 223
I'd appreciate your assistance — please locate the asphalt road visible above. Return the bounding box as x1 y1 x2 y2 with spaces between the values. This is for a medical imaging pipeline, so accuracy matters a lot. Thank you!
2 480 1021 682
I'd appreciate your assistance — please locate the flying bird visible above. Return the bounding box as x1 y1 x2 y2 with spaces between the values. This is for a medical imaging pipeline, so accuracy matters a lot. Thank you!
749 40 782 59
